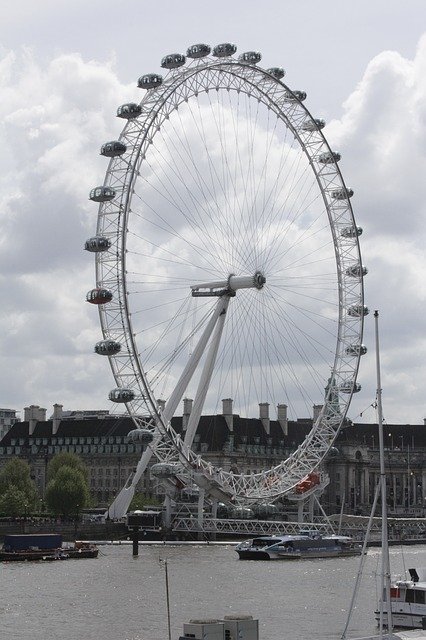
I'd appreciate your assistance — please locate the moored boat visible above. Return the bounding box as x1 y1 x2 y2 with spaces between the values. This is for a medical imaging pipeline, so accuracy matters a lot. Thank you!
0 534 98 561
375 568 426 629
235 532 363 560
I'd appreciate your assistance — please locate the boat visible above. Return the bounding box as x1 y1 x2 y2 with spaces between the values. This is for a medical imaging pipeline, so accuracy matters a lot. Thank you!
0 534 99 561
375 568 426 630
235 532 363 560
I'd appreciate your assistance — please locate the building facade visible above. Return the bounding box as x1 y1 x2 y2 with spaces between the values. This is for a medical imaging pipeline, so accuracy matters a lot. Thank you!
1 402 426 517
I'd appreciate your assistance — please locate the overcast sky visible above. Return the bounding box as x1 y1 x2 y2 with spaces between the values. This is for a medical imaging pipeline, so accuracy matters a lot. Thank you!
1 0 425 426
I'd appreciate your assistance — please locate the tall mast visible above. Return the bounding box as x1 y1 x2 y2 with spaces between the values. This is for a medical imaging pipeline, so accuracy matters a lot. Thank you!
374 309 393 635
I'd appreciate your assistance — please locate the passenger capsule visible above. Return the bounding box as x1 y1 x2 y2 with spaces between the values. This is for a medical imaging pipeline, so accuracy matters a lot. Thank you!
116 103 142 119
100 141 127 157
186 43 211 58
302 118 326 132
340 381 362 394
127 428 154 444
138 73 163 89
161 53 186 69
230 506 254 519
318 150 341 164
285 90 307 102
151 462 179 478
212 43 237 58
345 264 368 277
238 51 262 64
94 340 121 356
341 226 363 238
266 67 285 80
109 388 135 403
86 288 113 304
345 344 368 356
332 187 354 200
348 304 369 317
84 236 111 253
89 186 116 202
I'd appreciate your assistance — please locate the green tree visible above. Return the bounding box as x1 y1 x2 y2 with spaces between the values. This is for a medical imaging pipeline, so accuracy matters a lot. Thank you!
0 458 38 514
47 452 88 483
46 466 90 517
0 485 29 517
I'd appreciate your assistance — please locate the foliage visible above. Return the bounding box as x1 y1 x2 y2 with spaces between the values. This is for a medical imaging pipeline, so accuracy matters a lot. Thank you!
45 466 90 516
129 492 162 511
47 451 88 483
0 486 30 517
0 458 38 514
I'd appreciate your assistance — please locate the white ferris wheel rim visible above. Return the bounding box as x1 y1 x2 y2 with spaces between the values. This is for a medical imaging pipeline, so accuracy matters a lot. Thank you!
92 46 365 502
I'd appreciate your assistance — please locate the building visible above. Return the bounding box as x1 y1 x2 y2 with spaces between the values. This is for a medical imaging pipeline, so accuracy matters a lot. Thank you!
0 408 19 440
1 401 426 517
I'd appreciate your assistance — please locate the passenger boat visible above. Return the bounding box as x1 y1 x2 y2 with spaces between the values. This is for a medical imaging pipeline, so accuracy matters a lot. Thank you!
0 534 99 561
235 532 363 560
375 568 426 629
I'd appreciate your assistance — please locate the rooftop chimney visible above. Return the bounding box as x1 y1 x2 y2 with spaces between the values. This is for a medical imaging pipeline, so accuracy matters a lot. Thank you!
277 403 288 436
52 403 63 435
222 398 233 431
313 404 323 424
259 402 270 435
182 398 193 431
25 405 45 435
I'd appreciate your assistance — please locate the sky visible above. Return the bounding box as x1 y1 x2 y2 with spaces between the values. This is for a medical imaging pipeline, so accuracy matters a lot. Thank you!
0 0 425 426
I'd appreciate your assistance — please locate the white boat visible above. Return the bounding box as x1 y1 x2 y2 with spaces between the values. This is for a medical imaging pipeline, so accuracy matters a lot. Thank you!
375 568 426 630
235 532 362 560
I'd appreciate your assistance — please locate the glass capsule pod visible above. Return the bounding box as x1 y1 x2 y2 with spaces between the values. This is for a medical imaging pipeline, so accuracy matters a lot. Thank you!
89 186 116 202
161 53 186 69
238 51 262 64
109 388 135 403
86 288 113 305
332 187 354 200
285 90 307 102
348 304 369 317
301 118 326 132
116 103 142 119
212 43 237 58
340 381 362 394
318 150 341 164
266 67 285 80
138 74 163 89
230 506 254 519
341 225 363 238
100 141 127 157
345 264 368 277
84 236 111 253
150 462 179 478
345 344 368 356
94 340 121 356
186 43 211 58
127 428 154 444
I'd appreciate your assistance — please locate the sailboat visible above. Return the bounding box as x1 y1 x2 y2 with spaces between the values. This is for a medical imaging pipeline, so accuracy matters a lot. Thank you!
342 311 426 640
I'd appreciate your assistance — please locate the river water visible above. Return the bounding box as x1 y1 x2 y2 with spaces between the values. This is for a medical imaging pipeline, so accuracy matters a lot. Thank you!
3 542 426 640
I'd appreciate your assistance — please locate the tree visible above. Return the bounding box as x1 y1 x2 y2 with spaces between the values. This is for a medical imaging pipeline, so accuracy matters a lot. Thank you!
47 452 88 483
46 466 90 517
0 458 38 514
129 492 161 511
0 486 30 517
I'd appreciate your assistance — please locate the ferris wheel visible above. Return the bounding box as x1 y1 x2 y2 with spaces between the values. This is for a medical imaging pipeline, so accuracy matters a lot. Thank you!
85 43 367 517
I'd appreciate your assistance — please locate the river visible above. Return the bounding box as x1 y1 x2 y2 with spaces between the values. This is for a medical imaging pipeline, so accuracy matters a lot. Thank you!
3 542 426 640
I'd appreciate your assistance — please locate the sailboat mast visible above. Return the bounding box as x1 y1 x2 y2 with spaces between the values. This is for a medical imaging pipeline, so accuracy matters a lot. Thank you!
374 310 393 634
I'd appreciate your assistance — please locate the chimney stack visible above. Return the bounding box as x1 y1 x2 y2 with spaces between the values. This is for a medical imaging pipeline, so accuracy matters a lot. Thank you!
182 398 193 431
259 403 270 435
313 404 323 424
222 398 234 431
277 403 288 436
25 405 46 435
52 403 63 435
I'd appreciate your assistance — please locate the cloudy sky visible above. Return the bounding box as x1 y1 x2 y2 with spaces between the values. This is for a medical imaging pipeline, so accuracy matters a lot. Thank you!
1 0 425 426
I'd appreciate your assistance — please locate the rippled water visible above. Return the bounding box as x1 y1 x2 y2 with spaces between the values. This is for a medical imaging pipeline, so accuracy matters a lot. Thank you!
2 543 426 640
